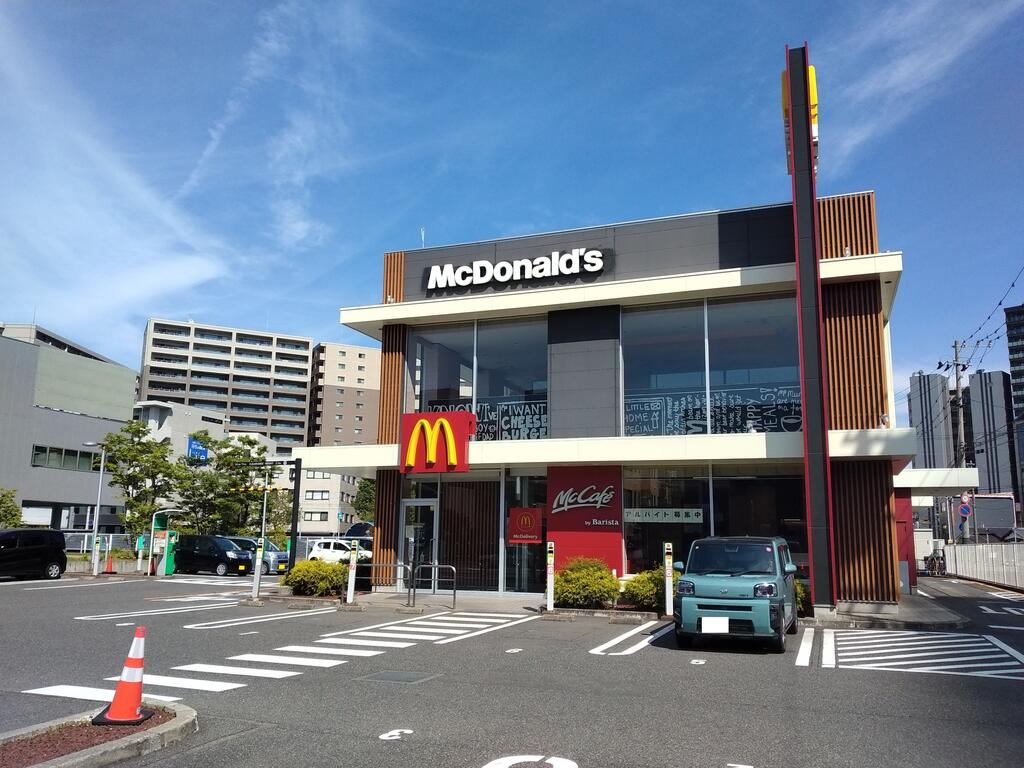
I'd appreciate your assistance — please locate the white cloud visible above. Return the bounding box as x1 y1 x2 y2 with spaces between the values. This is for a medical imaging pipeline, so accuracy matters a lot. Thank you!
817 0 1024 173
0 10 232 365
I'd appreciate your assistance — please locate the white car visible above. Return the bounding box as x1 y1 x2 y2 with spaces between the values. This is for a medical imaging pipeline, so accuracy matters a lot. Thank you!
307 539 372 564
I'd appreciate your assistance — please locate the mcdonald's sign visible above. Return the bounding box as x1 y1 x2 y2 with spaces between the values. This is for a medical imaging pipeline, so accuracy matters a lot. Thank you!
399 412 476 474
508 507 543 545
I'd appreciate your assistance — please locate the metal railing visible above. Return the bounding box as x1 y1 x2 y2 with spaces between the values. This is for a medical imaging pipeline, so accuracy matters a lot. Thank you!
353 562 414 605
411 563 457 609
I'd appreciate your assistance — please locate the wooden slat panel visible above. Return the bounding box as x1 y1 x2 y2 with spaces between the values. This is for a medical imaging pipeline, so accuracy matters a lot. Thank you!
831 460 898 603
816 192 878 259
377 324 407 444
822 281 888 429
383 251 405 303
439 481 500 591
371 469 401 586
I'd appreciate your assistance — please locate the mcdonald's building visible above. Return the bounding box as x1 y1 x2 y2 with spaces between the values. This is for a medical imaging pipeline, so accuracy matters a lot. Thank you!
295 53 929 612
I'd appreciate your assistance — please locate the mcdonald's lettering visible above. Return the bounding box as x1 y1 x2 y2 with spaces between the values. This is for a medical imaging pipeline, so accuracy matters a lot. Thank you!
399 412 476 474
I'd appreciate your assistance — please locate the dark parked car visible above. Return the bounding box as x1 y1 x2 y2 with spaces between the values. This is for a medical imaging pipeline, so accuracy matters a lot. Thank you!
174 534 252 576
0 528 67 579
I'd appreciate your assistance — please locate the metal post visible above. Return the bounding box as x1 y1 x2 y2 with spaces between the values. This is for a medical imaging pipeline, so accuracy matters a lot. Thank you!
346 545 358 604
287 458 302 570
146 512 157 577
953 340 966 468
545 541 555 612
91 449 106 576
663 542 674 618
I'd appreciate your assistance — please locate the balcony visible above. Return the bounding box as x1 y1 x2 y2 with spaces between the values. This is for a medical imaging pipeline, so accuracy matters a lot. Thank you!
193 344 230 356
236 363 271 373
236 349 273 360
274 381 306 390
149 369 186 379
233 390 270 400
192 357 230 369
234 405 269 414
237 335 272 347
153 325 189 337
277 341 309 351
274 367 307 377
276 352 310 364
190 387 228 397
151 354 187 365
230 417 268 427
192 372 230 382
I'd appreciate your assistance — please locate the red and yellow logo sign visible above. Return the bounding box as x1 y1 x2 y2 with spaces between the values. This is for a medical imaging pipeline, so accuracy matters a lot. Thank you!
399 412 476 474
508 507 543 544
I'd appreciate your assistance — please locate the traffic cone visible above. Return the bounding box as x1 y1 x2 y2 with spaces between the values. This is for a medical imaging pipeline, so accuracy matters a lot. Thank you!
92 626 154 726
102 549 117 575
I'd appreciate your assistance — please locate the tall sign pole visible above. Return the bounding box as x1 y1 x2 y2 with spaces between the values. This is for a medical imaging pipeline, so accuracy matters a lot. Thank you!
288 458 302 570
545 541 555 612
784 44 836 608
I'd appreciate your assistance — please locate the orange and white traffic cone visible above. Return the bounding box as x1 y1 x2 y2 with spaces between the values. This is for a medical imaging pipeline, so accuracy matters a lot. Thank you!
92 626 154 726
102 549 117 575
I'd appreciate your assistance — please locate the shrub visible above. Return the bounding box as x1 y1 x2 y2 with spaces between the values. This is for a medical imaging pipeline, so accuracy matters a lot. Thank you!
283 560 349 597
554 559 619 608
795 579 810 615
622 569 665 611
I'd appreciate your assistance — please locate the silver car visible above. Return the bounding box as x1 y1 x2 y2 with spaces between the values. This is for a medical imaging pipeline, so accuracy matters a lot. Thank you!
225 536 290 576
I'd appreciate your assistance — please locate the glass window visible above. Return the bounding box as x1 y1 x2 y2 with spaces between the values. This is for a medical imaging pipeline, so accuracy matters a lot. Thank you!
406 324 474 414
31 445 47 467
623 466 710 574
62 450 79 470
46 447 63 468
357 378 365 384
504 473 547 592
623 303 706 436
78 452 94 471
708 296 800 433
475 318 548 441
712 469 807 567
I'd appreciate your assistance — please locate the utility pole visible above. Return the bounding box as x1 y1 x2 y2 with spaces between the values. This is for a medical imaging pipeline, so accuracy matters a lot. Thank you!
953 339 966 468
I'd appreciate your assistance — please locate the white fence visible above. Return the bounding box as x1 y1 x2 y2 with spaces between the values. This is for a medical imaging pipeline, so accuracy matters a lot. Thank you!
943 543 1024 590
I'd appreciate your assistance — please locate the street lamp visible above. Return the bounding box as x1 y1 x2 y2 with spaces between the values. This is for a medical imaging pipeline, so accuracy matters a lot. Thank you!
82 441 106 577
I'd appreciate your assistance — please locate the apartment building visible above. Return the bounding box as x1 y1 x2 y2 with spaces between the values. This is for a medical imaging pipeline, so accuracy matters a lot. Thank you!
138 319 312 453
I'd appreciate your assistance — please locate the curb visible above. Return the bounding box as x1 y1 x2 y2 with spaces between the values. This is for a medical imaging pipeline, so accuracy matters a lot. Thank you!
797 615 970 631
542 607 660 621
0 701 197 768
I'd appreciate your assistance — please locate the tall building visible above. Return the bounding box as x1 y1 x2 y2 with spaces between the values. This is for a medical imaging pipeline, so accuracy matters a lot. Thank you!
907 372 954 468
0 326 136 529
1004 303 1024 495
968 370 1018 497
138 319 312 453
307 343 381 447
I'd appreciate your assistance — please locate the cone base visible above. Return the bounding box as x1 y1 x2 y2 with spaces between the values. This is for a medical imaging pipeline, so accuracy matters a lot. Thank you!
91 704 155 726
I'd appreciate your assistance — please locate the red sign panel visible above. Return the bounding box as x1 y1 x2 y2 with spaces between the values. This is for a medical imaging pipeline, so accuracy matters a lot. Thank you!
399 412 476 474
508 507 544 545
546 465 623 573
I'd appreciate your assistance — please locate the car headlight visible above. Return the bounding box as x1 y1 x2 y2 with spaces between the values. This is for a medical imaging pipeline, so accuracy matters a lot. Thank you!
677 579 695 596
225 551 238 558
753 582 777 597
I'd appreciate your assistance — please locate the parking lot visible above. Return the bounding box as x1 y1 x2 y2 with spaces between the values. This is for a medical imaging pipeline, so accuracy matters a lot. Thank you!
2 575 1023 768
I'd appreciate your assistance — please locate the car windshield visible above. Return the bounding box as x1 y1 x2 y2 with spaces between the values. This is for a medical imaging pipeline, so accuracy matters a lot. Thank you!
217 538 242 551
686 541 776 576
231 539 257 551
264 541 282 552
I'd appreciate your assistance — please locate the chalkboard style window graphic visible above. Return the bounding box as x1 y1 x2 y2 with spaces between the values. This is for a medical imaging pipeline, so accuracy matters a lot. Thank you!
426 396 549 441
624 385 801 436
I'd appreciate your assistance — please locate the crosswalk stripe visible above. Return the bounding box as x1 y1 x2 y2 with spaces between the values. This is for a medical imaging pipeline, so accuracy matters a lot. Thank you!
838 653 1009 668
319 612 451 638
912 658 1019 672
316 638 415 649
354 631 446 641
841 647 1001 663
401 624 470 634
435 615 541 645
840 643 993 659
821 629 836 668
24 685 180 703
795 628 815 667
104 674 245 692
454 612 528 619
836 636 980 650
276 645 384 657
173 664 301 679
406 620 491 629
428 616 508 624
229 653 346 668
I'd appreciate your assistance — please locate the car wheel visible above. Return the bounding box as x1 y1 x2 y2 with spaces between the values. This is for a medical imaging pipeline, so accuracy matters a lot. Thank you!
308 557 317 561
786 613 799 634
261 562 270 575
674 625 691 648
44 562 62 580
215 563 228 577
771 625 786 653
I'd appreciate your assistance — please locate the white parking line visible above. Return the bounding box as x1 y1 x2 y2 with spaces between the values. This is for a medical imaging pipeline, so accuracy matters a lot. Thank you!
589 622 659 656
821 629 836 668
987 634 1024 664
24 685 179 703
104 674 246 692
76 603 239 621
453 612 527 619
795 628 815 667
317 638 416 649
917 589 932 598
435 615 540 644
184 607 337 629
989 625 1024 631
405 620 492 629
0 578 79 587
401 624 470 634
229 653 346 668
319 612 451 637
609 623 674 655
276 645 384 658
173 664 300 679
354 631 446 641
26 580 143 591
428 616 509 624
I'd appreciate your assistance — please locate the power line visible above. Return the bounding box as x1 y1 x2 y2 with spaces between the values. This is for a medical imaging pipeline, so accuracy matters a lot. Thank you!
964 263 1024 343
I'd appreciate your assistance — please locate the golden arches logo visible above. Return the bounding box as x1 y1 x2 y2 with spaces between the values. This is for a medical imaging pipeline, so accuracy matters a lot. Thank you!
404 417 458 470
518 511 534 529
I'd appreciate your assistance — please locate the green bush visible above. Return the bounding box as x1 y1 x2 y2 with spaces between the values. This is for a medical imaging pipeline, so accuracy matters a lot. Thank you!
283 560 349 597
795 579 810 615
554 558 619 608
622 569 665 611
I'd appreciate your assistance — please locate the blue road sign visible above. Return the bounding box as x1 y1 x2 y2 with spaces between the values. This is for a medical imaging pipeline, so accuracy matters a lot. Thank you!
187 436 209 463
959 503 973 518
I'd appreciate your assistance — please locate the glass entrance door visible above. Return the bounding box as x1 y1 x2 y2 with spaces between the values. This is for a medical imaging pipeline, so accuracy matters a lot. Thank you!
401 500 438 592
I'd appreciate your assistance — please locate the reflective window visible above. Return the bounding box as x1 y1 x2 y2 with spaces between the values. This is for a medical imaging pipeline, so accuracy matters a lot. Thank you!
708 296 800 433
623 466 710 574
406 324 474 414
475 318 548 441
623 303 706 436
712 470 807 566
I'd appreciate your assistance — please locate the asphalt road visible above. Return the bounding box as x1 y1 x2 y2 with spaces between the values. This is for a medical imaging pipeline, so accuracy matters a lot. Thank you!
2 574 1023 768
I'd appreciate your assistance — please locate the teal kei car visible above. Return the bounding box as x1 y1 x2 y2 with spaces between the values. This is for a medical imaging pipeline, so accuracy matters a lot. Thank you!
673 536 798 652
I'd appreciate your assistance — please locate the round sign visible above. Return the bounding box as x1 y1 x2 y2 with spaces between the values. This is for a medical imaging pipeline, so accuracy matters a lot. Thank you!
960 492 973 504
959 503 973 518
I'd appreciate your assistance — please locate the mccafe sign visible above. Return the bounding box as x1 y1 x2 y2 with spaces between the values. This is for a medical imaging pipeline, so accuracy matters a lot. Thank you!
546 465 623 572
426 247 605 290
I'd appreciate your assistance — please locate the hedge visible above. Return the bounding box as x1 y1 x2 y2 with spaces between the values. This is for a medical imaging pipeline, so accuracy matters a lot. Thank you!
554 557 619 608
621 569 665 611
283 560 349 597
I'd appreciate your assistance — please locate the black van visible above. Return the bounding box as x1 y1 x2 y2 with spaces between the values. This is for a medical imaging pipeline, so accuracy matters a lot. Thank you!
174 534 253 576
0 528 67 579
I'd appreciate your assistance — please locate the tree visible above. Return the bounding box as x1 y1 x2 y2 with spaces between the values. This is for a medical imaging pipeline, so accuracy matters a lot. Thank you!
173 459 225 534
209 434 280 534
352 478 375 522
101 421 178 536
264 489 293 546
0 487 21 528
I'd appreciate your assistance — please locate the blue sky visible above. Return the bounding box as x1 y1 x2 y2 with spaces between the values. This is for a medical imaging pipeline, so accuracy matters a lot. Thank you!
1 0 1022 423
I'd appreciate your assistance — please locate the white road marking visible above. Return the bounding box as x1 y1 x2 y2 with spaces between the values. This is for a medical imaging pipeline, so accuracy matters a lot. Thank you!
316 638 415 649
401 624 470 634
589 621 659 655
0 578 79 587
988 590 1024 601
428 616 508 625
506 649 522 654
319 612 452 638
690 659 706 665
76 603 239 621
795 628 815 667
26 580 143 591
727 763 754 768
830 630 1024 679
454 612 528 619
610 624 674 655
354 631 446 641
916 589 932 598
158 596 239 603
379 729 413 741
986 634 1024 664
24 685 179 703
988 625 1024 631
229 653 346 668
837 635 981 649
173 663 300 679
184 607 337 629
435 615 541 644
406 620 491 629
839 639 988 655
239 631 259 635
104 674 245 692
821 629 836 668
911 659 1019 672
276 645 384 657
116 622 135 627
